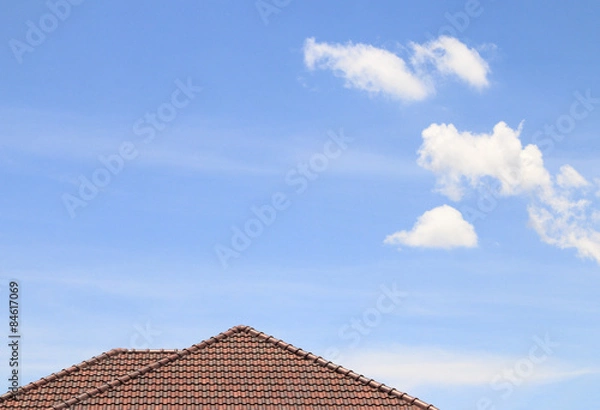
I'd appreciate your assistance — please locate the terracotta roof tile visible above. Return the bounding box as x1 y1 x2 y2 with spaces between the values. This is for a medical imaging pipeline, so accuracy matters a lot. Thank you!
0 325 439 409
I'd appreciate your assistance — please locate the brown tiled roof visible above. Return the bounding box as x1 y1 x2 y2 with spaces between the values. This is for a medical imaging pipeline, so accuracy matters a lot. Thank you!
0 325 439 409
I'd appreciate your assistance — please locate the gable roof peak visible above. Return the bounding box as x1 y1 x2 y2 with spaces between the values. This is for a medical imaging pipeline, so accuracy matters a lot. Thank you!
0 324 440 410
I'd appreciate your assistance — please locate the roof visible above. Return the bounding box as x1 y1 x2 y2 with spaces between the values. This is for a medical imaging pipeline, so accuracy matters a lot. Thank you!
0 325 439 409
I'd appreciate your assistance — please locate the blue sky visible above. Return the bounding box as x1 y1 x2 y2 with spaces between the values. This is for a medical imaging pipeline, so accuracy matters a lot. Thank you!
1 0 600 408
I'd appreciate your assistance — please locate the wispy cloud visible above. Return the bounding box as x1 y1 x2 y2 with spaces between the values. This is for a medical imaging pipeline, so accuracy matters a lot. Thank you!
384 205 477 249
340 345 596 390
0 110 281 177
329 151 427 178
556 165 589 189
411 36 491 89
303 37 430 102
137 145 277 175
302 36 491 102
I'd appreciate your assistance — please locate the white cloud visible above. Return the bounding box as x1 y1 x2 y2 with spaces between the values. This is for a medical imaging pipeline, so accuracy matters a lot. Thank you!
416 121 600 265
303 37 430 102
417 121 550 201
412 36 491 89
556 165 589 189
302 36 491 102
384 205 477 249
340 345 595 390
528 203 600 264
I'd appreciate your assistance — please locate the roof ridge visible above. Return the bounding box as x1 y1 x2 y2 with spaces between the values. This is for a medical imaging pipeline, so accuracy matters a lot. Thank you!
49 325 254 409
238 325 440 410
14 325 437 410
0 348 127 403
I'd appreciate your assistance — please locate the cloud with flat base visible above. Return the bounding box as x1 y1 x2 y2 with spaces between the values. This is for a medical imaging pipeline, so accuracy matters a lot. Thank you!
384 205 477 250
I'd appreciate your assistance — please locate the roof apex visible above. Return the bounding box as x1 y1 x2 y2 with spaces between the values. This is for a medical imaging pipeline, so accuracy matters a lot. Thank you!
0 324 439 410
183 325 440 410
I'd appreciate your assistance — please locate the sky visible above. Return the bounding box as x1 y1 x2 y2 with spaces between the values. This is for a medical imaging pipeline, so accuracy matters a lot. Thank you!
1 0 599 408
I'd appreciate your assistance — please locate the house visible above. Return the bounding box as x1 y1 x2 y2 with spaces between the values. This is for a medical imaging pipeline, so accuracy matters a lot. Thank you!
0 325 439 409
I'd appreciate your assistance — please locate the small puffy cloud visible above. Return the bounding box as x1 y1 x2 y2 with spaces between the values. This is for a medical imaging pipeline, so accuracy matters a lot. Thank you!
416 121 600 265
384 205 477 249
556 165 589 189
303 37 430 102
412 36 491 89
303 36 491 102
